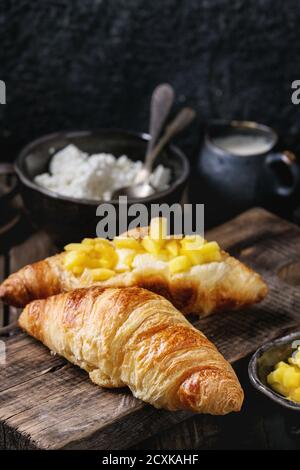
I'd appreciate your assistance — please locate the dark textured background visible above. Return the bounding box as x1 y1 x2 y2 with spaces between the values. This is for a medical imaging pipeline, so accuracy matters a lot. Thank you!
2 0 300 217
2 0 300 157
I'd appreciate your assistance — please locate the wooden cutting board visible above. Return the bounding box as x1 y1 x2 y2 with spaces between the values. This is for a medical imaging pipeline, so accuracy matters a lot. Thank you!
1 207 300 450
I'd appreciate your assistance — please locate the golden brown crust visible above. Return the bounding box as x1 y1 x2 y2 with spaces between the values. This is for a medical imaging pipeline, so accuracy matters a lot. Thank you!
0 259 62 307
19 286 244 414
0 226 268 315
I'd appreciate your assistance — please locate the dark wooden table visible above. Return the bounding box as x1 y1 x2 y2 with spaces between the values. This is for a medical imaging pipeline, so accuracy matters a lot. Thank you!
1 207 300 450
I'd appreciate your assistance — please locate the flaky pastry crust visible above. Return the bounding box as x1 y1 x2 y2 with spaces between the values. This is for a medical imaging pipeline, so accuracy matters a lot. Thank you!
19 286 244 414
0 226 267 315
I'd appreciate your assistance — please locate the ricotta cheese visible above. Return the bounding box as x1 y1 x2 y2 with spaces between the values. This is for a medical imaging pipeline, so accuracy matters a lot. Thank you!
35 144 171 201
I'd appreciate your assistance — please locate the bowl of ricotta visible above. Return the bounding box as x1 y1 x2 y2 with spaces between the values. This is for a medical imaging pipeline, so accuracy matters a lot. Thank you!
15 129 189 244
34 143 171 202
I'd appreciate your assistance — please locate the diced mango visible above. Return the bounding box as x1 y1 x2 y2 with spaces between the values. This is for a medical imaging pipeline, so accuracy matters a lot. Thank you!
124 251 136 268
64 236 119 277
267 351 300 403
156 250 169 261
64 243 91 253
81 238 96 246
290 387 300 402
94 238 112 247
63 230 221 278
84 258 108 269
89 268 115 281
282 368 300 389
166 239 179 257
169 255 191 274
149 217 168 242
178 238 221 266
64 251 88 269
94 246 118 268
183 250 204 265
180 235 205 251
275 361 290 370
141 236 161 255
72 266 85 275
94 242 113 253
199 241 220 255
271 382 288 396
267 369 282 385
201 251 222 263
113 237 141 251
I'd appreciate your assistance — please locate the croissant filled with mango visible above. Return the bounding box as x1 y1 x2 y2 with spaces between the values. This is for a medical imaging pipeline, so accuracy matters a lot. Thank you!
0 218 267 315
18 286 244 414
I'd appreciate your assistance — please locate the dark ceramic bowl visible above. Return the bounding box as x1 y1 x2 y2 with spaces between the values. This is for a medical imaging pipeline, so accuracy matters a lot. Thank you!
249 331 300 411
0 163 19 210
15 129 189 246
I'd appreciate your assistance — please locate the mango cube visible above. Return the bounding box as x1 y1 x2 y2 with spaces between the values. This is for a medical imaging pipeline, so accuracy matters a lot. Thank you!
149 217 168 242
201 251 222 263
268 357 300 403
113 237 141 251
271 382 288 396
72 266 85 275
81 238 96 246
141 236 162 255
94 245 118 268
64 251 88 270
124 251 136 268
290 387 300 402
275 361 290 370
156 250 169 261
180 235 205 251
94 238 112 247
89 268 115 281
282 367 300 389
169 255 191 274
199 241 220 255
64 236 119 276
166 239 179 257
64 243 91 253
183 250 204 265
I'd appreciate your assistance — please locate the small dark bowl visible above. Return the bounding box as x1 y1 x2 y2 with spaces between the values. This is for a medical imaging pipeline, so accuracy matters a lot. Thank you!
15 129 189 246
249 331 300 411
0 163 19 210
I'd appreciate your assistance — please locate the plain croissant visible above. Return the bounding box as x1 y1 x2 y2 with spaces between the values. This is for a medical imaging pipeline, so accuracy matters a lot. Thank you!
18 286 244 414
0 225 267 315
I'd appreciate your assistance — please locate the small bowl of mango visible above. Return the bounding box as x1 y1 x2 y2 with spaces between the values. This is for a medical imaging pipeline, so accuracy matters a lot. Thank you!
249 332 300 410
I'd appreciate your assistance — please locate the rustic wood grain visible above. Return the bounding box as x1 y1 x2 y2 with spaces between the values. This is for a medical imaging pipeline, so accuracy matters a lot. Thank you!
207 207 295 255
1 208 300 450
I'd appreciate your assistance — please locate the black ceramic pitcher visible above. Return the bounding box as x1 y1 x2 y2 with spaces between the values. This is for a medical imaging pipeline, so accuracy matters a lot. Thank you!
192 120 300 228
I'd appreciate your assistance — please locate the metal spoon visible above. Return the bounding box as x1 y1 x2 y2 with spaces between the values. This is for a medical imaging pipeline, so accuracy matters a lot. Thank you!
143 83 175 180
111 84 174 199
112 107 196 199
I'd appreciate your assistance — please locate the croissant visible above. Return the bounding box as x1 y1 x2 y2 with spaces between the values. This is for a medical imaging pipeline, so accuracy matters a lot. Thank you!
18 286 244 414
0 222 267 314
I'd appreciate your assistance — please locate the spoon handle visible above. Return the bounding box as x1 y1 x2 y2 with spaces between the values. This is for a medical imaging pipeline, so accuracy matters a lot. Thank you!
144 107 196 174
145 83 175 160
